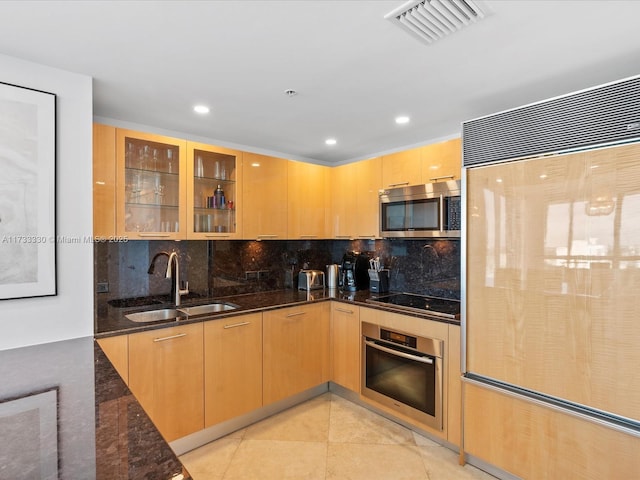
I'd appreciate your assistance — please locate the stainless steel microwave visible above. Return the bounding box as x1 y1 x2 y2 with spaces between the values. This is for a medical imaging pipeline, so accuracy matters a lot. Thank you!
379 180 461 238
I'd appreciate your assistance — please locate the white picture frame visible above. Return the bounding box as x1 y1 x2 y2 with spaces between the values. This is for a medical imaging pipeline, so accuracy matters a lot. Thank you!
0 81 56 299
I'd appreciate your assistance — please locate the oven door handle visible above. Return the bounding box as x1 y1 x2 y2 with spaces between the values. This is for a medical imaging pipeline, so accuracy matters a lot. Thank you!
364 339 434 365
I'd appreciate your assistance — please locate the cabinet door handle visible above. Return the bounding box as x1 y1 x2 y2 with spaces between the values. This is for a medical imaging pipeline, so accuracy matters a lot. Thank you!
257 234 278 239
204 234 230 238
300 235 317 238
335 308 354 314
285 311 307 318
388 181 409 187
223 321 251 329
358 235 377 238
429 174 455 182
137 233 171 238
153 333 187 342
335 235 353 239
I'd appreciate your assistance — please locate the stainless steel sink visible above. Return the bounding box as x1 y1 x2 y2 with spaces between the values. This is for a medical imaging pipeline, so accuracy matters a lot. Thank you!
177 302 239 316
125 308 184 323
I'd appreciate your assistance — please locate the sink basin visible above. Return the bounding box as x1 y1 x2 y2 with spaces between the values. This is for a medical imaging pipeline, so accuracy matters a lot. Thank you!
177 302 239 316
125 308 184 323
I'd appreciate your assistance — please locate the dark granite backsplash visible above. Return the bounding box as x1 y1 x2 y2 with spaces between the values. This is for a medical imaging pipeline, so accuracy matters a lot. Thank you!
94 238 460 313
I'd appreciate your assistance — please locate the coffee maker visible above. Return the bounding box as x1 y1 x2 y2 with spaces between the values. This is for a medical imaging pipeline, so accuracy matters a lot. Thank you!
340 251 370 291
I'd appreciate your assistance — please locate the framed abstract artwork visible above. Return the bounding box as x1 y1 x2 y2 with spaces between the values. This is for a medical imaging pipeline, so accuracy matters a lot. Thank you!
0 81 56 299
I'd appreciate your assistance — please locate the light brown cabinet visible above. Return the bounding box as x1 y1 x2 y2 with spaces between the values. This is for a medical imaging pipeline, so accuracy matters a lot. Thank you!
464 382 640 479
447 324 461 446
127 323 204 442
330 303 360 392
263 302 330 405
287 160 328 239
329 157 381 239
421 138 461 183
242 152 288 239
187 142 243 239
381 147 422 188
204 313 263 427
93 124 117 239
116 128 187 240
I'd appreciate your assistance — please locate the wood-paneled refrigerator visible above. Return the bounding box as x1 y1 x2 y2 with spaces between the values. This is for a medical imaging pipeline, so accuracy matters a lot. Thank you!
461 76 640 479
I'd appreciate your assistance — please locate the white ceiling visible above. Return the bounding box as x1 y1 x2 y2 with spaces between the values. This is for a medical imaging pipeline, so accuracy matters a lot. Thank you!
1 0 639 165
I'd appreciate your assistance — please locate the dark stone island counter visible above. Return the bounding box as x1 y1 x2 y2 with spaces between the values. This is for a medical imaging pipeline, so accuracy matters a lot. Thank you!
0 336 188 480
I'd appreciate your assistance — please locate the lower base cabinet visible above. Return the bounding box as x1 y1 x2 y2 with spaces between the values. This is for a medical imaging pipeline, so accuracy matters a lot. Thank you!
128 323 204 442
204 312 263 426
330 303 360 392
263 302 330 405
464 382 640 479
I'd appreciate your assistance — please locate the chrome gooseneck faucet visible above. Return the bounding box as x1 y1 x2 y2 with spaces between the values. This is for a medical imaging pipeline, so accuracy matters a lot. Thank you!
147 251 189 306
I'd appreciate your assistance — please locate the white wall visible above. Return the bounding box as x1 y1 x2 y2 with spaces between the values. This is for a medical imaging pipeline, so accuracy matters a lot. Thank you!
0 54 93 350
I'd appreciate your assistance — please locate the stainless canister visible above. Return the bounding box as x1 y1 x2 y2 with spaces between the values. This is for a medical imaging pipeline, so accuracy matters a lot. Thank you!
326 264 339 288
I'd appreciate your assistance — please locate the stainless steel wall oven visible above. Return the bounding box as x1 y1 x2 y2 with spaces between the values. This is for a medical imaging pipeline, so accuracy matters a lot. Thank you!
361 322 443 430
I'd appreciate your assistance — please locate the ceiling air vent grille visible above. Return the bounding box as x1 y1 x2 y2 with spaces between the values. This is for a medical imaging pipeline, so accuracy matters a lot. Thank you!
385 0 486 45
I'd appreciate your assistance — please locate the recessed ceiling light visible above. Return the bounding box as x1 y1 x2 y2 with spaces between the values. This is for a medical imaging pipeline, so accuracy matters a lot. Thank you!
395 116 410 124
251 162 261 167
193 105 210 114
325 138 337 146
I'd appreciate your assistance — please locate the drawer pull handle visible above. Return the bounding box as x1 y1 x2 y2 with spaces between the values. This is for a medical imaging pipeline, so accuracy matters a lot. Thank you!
429 174 455 181
335 308 354 314
223 321 251 329
285 311 307 318
153 333 187 342
388 181 409 187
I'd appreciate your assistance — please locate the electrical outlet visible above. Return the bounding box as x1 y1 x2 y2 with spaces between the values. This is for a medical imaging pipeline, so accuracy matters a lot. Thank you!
96 282 109 293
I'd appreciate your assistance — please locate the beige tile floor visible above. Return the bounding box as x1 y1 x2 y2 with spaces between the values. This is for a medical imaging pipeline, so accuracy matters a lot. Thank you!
180 393 497 480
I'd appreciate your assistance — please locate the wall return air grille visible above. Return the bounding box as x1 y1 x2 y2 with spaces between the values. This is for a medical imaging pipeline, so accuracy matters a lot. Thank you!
385 0 486 45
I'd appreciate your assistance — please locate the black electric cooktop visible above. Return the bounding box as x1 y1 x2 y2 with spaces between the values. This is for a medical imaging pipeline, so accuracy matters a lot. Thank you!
366 293 460 320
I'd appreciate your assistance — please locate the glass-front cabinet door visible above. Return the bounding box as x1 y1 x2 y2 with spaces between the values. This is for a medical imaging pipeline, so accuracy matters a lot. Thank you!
186 142 242 239
115 129 187 239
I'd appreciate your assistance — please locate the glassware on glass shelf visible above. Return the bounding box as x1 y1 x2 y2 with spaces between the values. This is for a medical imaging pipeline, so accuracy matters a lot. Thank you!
152 148 160 170
125 141 135 167
196 156 204 177
167 149 174 173
139 145 151 169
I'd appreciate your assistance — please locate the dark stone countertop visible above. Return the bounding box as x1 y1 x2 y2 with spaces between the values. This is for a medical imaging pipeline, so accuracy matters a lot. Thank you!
96 288 459 338
0 336 188 480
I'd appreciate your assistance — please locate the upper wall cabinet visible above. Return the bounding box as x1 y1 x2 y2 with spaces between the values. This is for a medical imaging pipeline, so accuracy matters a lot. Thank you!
186 142 243 239
242 152 288 240
421 138 461 183
381 146 422 188
288 160 328 239
93 124 117 239
329 157 381 239
115 129 187 240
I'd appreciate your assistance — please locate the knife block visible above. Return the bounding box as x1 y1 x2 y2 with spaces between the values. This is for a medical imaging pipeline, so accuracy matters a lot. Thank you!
369 269 389 293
